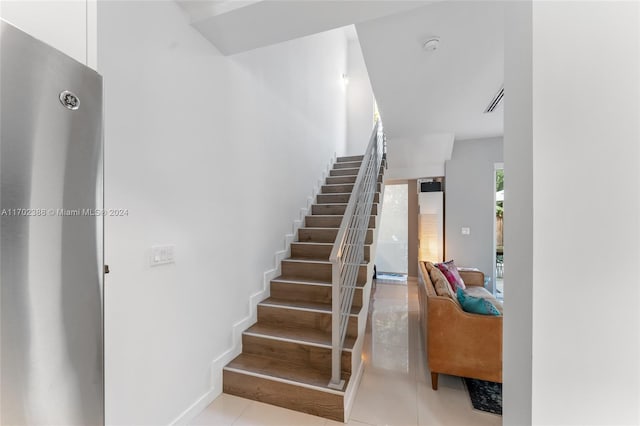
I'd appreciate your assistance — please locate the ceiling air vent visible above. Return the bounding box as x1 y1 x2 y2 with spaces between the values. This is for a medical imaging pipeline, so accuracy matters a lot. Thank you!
484 86 504 113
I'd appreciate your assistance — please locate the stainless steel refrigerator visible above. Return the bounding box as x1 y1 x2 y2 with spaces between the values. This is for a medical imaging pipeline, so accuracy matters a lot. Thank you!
1 20 104 425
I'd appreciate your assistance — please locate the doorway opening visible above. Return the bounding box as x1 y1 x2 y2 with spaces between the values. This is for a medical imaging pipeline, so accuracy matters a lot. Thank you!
494 164 504 299
375 183 408 282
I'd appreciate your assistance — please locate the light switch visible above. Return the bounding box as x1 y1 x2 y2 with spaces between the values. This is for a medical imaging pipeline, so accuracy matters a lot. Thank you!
461 227 470 235
150 245 175 266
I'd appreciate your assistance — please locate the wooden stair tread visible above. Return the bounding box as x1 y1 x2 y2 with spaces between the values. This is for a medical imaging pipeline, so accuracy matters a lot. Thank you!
297 227 373 232
292 241 371 246
337 155 364 162
225 353 349 393
318 192 356 196
272 275 365 288
304 216 343 219
287 256 367 265
312 203 379 207
260 297 360 316
272 276 333 285
245 322 356 350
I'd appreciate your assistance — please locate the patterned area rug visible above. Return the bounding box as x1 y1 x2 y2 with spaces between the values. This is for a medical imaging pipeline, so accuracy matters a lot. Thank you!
463 378 502 415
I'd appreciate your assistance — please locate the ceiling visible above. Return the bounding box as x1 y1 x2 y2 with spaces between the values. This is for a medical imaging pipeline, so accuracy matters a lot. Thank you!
356 1 504 142
176 0 432 55
175 1 505 174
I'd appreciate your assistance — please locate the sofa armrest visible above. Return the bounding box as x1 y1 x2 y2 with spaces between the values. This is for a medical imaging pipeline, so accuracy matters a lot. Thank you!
459 270 484 287
427 296 502 382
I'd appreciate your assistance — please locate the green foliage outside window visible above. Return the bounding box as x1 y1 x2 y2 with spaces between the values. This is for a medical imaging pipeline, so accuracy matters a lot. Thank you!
496 169 504 218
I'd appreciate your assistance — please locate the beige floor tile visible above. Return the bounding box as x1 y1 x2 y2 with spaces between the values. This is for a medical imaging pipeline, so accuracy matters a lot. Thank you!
325 419 374 426
349 368 418 426
189 393 251 426
416 380 501 426
232 400 326 426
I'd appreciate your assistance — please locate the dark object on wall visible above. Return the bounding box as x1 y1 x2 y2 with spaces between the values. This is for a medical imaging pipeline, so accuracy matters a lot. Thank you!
420 181 442 192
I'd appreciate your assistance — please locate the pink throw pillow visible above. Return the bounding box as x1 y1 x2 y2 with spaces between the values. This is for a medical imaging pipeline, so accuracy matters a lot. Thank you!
435 260 466 291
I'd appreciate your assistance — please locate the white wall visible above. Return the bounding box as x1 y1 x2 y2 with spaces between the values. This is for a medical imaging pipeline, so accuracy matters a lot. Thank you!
346 37 375 156
504 2 640 425
530 2 639 424
444 137 503 291
98 2 347 424
503 2 533 425
0 0 96 67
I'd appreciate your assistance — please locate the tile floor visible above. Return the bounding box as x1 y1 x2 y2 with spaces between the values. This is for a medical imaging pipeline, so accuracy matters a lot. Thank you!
191 279 502 426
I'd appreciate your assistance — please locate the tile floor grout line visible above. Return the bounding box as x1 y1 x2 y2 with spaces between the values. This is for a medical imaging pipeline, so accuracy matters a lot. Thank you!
229 398 253 426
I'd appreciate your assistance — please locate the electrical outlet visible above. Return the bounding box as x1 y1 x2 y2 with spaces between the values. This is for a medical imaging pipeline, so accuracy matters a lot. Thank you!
461 227 471 235
150 245 175 266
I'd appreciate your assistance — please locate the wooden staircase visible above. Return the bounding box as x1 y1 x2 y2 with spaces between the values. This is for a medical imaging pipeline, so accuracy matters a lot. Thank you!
223 155 384 422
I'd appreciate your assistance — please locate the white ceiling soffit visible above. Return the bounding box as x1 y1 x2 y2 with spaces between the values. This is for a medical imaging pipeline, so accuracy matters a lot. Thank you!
176 1 262 22
385 133 454 179
356 1 505 142
180 0 433 55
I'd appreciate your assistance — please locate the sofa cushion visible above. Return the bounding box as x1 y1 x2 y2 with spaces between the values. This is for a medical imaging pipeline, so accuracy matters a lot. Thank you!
436 260 466 291
456 288 501 316
464 286 504 315
430 267 453 298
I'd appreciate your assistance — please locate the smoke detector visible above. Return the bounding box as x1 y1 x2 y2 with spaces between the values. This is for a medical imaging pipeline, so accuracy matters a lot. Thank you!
422 38 440 52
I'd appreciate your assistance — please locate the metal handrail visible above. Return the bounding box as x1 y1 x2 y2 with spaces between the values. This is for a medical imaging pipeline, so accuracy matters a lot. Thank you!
329 120 384 389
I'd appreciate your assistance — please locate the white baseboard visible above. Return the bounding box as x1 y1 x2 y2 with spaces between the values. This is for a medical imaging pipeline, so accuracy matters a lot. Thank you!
170 153 336 425
169 387 218 425
343 354 366 422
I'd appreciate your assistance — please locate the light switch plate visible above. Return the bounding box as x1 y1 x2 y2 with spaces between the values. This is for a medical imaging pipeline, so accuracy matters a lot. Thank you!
461 227 470 235
150 245 175 266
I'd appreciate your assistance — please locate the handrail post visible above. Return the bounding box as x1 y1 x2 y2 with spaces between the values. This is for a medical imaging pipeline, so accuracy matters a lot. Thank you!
328 260 344 389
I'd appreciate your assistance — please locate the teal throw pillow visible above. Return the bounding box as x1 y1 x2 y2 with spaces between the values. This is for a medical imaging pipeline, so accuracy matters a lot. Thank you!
456 288 501 316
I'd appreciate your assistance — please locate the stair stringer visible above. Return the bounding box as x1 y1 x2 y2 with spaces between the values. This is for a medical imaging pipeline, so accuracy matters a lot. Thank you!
342 181 385 422
169 153 337 426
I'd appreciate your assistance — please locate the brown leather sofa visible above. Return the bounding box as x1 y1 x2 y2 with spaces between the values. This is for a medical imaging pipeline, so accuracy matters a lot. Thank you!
418 261 502 390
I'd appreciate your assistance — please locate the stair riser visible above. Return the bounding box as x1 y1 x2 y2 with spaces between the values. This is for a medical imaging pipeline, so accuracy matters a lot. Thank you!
291 243 332 259
257 305 358 338
291 243 370 261
242 334 352 374
326 176 356 184
336 155 364 163
270 282 363 308
223 371 345 422
281 261 368 282
317 193 350 204
317 193 379 204
311 204 378 215
321 184 354 194
298 228 373 244
321 183 381 194
326 175 382 185
305 216 376 229
329 168 359 177
298 228 337 244
329 166 384 176
333 161 362 170
281 261 332 281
